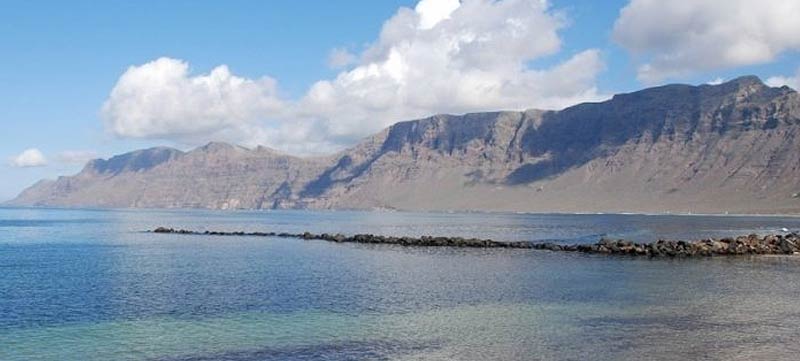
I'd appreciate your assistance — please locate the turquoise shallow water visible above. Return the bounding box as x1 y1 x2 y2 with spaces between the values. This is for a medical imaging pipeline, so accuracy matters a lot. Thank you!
2 207 800 360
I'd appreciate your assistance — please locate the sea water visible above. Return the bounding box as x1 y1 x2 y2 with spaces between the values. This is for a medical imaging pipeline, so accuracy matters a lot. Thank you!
2 207 800 360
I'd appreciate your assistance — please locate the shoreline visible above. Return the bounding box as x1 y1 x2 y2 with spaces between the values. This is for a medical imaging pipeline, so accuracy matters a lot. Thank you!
3 205 800 218
151 227 800 258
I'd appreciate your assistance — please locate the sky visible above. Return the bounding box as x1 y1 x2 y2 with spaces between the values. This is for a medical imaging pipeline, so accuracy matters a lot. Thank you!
1 0 799 201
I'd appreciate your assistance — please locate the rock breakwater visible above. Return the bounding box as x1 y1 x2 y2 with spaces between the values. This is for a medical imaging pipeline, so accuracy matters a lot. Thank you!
151 227 800 257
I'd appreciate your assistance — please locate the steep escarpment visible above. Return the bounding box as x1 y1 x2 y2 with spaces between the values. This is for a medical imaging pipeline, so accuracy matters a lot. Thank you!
296 76 800 213
11 143 328 209
9 76 800 213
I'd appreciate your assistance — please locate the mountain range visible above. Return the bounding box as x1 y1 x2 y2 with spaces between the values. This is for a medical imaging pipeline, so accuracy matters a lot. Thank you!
9 76 800 214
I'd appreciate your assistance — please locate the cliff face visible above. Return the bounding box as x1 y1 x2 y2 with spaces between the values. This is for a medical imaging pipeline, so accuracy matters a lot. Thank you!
11 143 329 210
10 76 800 213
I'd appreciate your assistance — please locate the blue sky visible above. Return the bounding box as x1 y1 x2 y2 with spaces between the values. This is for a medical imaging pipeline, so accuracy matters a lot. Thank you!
2 0 799 201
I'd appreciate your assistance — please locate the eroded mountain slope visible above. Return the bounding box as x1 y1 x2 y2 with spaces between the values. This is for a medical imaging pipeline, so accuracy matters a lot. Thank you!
10 76 800 213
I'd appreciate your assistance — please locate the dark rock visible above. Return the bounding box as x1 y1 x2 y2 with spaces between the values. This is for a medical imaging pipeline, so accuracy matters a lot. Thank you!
148 227 800 258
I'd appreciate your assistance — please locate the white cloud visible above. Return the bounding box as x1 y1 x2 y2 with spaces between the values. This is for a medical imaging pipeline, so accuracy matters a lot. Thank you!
102 57 286 145
707 78 724 86
327 48 358 69
766 68 800 90
101 0 605 154
299 0 604 143
9 148 47 168
56 150 99 165
614 0 800 83
415 0 461 29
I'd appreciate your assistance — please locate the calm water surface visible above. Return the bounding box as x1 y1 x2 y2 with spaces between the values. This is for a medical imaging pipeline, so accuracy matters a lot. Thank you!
2 207 800 360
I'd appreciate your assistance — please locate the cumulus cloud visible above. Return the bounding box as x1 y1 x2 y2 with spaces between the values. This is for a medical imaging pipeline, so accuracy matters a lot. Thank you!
766 68 800 90
327 48 358 69
102 57 286 145
56 150 99 165
102 0 605 154
415 0 461 29
614 0 800 83
9 148 47 168
299 0 604 143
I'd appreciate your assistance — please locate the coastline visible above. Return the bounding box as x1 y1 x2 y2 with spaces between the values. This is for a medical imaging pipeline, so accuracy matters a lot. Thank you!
4 204 800 219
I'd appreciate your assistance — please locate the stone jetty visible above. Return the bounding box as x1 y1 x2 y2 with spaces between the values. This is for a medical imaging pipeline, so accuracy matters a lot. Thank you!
151 227 800 258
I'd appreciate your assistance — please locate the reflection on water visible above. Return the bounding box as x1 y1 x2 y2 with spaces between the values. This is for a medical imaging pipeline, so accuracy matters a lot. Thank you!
2 207 800 360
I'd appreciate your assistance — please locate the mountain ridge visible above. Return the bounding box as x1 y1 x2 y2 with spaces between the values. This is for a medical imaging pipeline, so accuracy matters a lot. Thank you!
9 76 800 214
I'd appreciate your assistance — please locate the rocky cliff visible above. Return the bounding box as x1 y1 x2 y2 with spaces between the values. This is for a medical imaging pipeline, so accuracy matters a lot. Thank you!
9 76 800 213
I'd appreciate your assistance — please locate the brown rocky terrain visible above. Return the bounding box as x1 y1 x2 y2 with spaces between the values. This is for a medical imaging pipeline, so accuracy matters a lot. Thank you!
9 76 800 213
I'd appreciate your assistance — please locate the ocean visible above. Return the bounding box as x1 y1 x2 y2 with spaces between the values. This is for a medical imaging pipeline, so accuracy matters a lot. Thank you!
2 207 800 360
